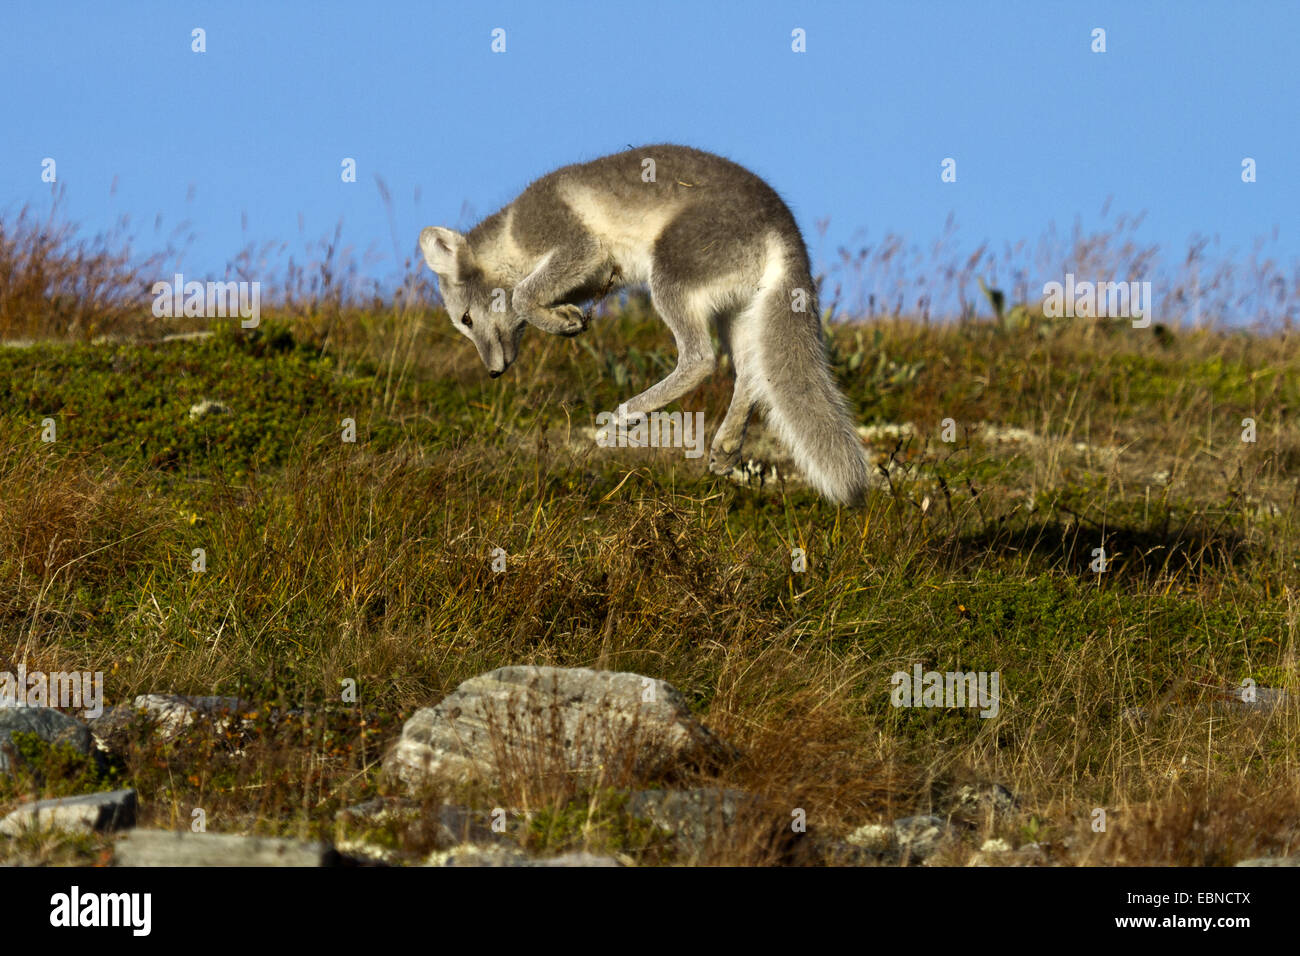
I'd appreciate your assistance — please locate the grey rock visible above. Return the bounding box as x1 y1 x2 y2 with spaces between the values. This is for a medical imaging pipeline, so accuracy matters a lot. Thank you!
845 814 956 864
427 805 510 847
0 788 136 836
626 788 758 856
88 694 253 752
337 799 508 849
426 843 529 867
893 815 955 862
817 838 888 866
0 707 93 773
526 851 622 867
426 843 621 867
114 830 340 867
335 797 421 826
188 399 232 420
968 838 1051 867
844 822 895 854
333 839 399 866
132 694 252 737
85 707 134 752
386 666 730 790
952 783 1020 822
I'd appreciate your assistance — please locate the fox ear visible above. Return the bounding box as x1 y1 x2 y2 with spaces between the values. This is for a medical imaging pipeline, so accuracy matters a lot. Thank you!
419 226 471 282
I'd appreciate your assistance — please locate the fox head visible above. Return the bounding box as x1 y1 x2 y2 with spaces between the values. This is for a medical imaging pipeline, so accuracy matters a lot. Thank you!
419 226 525 377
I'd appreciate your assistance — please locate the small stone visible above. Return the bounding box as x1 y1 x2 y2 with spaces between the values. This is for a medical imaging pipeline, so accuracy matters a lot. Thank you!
843 815 955 864
337 800 513 850
0 789 136 836
819 840 878 866
845 823 895 854
335 797 421 826
892 815 954 863
89 694 253 752
954 783 1019 818
425 843 529 867
188 399 232 420
334 839 399 866
968 839 1051 867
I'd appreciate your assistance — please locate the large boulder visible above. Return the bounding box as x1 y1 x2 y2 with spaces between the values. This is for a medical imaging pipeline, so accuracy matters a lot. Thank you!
386 666 730 790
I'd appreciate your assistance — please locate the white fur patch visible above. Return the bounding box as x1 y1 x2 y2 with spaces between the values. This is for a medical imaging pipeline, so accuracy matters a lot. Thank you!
559 184 680 284
475 207 531 283
514 249 556 304
728 232 789 377
685 273 748 321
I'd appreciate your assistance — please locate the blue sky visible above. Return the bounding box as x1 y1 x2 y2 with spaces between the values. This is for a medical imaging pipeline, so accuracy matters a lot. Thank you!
2 1 1296 320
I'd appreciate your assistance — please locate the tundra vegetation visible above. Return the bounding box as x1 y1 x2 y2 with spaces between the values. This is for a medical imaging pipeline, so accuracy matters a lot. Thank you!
1 206 1298 865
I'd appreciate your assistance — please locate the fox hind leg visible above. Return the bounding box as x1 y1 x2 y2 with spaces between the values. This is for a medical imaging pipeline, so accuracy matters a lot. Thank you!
708 376 758 476
707 309 758 474
617 280 715 419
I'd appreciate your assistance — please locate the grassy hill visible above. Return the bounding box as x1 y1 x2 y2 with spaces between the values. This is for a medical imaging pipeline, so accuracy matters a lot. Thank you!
2 295 1298 865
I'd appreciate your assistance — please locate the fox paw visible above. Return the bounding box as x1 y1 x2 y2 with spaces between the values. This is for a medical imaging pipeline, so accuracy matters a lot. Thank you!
708 441 744 476
550 304 588 337
711 448 778 488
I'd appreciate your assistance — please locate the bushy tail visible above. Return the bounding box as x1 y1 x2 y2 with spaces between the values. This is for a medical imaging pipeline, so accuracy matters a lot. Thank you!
754 250 870 506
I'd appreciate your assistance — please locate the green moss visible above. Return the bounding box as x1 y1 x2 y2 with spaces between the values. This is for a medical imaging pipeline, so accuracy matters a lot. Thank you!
1 731 122 798
524 789 673 859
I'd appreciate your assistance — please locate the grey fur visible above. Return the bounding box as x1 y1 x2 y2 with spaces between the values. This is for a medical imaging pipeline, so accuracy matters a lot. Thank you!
420 144 870 505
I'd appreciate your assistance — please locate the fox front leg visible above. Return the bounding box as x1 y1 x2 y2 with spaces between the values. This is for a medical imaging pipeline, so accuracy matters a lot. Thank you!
512 248 600 337
525 302 588 337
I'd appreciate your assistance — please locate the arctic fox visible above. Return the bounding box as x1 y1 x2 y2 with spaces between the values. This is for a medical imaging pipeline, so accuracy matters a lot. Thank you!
419 144 869 505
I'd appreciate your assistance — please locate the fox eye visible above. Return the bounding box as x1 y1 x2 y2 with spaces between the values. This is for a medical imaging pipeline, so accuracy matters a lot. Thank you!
460 311 473 328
